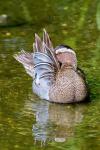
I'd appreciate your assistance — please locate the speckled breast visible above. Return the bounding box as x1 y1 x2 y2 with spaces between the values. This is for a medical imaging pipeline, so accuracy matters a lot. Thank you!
49 68 87 103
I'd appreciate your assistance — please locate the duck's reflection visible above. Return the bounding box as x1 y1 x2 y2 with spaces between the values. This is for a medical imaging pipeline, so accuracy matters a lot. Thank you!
25 97 86 144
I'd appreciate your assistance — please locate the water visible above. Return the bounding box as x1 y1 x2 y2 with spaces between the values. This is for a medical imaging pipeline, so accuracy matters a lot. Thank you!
0 0 100 150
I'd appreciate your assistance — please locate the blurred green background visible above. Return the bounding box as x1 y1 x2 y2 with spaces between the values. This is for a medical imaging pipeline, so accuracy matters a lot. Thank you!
0 0 100 150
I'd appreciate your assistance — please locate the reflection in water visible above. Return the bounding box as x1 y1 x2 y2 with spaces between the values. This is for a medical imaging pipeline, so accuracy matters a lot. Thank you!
24 96 86 145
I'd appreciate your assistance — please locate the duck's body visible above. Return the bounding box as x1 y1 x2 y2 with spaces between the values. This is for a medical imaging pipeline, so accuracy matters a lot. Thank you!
14 30 88 103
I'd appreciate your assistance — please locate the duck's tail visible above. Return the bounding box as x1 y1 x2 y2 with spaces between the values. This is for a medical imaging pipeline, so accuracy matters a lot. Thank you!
14 50 34 78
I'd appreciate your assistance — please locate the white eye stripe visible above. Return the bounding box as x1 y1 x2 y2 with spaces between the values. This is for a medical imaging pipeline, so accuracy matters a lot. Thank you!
55 48 76 55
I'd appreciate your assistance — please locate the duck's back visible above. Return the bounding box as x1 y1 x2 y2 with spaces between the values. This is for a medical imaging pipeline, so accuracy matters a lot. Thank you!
49 68 87 103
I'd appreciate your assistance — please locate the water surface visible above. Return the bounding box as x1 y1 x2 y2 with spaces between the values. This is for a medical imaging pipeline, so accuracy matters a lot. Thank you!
0 0 100 149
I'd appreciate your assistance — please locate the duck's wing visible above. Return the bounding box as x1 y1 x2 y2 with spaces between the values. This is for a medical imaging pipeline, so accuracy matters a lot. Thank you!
13 34 43 78
14 30 59 81
33 42 60 88
14 50 34 78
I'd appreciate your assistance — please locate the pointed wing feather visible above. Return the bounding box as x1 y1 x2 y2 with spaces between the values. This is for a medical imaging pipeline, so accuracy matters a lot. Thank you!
34 33 44 52
43 29 53 50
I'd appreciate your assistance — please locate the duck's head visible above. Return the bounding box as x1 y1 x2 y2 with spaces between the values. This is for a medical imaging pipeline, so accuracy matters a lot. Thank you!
55 45 77 70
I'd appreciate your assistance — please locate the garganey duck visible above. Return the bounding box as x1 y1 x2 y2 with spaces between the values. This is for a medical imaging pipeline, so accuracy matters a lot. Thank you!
14 30 89 103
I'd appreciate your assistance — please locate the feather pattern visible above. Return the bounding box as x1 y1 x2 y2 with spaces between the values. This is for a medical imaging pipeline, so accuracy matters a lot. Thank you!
33 31 60 100
33 43 59 82
33 49 59 99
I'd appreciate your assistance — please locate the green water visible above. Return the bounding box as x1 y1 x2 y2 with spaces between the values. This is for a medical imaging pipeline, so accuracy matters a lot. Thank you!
0 0 100 150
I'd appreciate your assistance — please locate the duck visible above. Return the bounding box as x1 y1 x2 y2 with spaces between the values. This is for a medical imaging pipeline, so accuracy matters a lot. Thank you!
14 29 89 103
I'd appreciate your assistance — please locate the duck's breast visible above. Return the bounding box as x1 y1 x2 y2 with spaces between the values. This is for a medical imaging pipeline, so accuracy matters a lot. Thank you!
49 69 87 103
